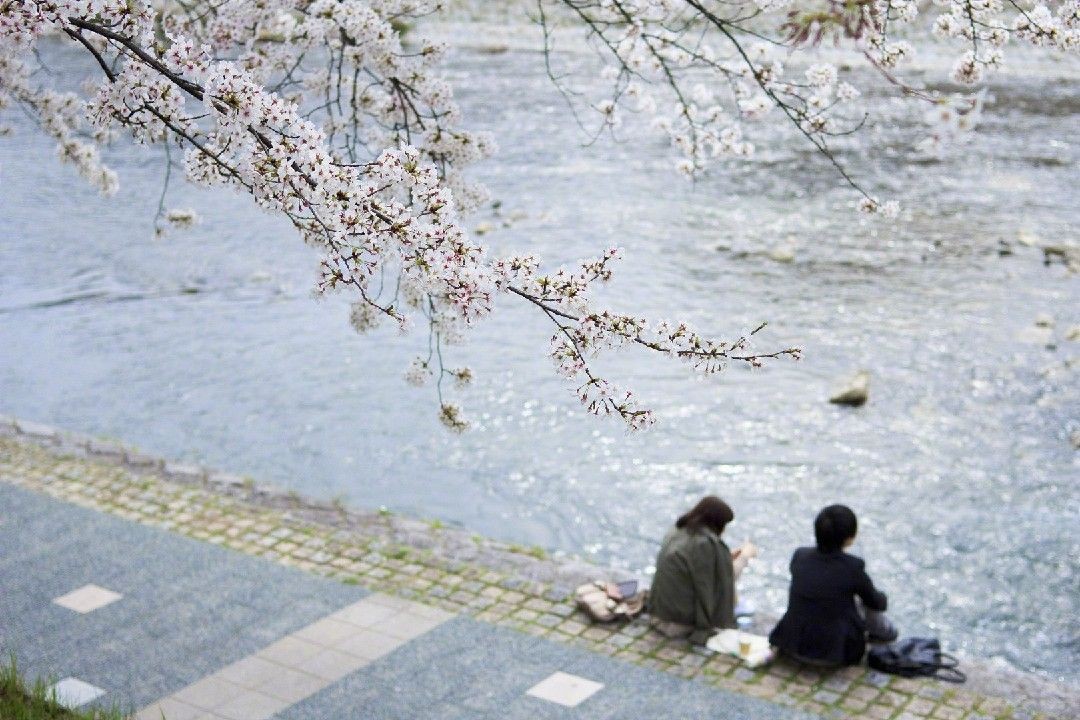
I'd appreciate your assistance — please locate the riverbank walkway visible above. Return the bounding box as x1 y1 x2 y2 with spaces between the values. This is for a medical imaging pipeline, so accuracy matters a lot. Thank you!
1 422 1071 720
4 480 809 720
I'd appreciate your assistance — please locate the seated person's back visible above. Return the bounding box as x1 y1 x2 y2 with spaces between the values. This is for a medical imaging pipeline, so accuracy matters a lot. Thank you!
769 505 894 666
649 495 756 642
651 524 733 629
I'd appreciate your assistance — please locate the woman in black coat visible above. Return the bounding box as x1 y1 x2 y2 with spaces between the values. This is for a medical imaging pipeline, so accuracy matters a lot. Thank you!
769 505 897 666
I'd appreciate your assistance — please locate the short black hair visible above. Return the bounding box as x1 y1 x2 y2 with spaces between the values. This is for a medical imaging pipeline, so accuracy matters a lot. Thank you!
677 495 734 536
814 504 858 553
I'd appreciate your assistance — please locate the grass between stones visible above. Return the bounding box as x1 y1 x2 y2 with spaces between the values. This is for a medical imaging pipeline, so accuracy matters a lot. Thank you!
0 658 124 720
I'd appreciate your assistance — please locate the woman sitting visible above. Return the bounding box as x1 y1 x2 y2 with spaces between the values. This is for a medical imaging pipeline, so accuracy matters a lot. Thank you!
768 504 898 666
648 495 757 644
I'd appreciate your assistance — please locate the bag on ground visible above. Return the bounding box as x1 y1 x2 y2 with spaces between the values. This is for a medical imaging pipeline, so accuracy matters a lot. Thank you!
868 637 966 683
574 580 646 622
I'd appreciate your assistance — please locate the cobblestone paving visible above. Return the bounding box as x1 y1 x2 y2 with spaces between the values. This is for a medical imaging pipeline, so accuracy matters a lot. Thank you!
0 424 1066 720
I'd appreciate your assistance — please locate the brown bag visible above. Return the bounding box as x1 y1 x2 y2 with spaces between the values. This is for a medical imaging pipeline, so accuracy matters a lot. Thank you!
574 580 647 622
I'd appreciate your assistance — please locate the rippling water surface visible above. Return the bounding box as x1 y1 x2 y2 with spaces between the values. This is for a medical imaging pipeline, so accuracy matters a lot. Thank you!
1 40 1077 680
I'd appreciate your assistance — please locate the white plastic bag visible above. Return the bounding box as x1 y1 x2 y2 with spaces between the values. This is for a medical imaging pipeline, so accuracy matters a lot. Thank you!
706 629 773 668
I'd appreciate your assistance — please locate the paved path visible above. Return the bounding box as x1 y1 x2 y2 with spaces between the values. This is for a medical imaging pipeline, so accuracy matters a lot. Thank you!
1 481 813 719
5 428 1068 720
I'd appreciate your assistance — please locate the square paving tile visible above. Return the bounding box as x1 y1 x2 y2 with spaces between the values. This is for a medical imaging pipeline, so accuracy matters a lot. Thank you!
48 677 106 708
374 609 444 640
331 601 399 628
365 593 415 611
217 655 285 689
173 676 243 710
333 628 403 660
526 671 604 707
52 584 122 614
293 646 368 681
256 635 324 666
255 666 328 702
213 690 291 720
293 617 359 646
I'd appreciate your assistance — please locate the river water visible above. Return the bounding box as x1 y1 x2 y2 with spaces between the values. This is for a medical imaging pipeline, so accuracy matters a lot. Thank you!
1 39 1077 681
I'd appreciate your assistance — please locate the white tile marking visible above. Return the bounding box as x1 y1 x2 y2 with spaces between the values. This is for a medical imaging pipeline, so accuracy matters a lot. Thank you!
53 584 122 614
48 677 106 708
526 671 604 708
137 593 454 720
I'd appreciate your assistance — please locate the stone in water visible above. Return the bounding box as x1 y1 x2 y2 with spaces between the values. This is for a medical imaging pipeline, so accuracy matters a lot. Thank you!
769 245 796 263
830 371 870 407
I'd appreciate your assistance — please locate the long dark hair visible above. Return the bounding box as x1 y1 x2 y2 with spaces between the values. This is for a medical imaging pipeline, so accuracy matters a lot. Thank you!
676 495 734 535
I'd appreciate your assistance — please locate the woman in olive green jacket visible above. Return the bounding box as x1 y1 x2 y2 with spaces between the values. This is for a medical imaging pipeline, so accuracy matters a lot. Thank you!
649 495 757 644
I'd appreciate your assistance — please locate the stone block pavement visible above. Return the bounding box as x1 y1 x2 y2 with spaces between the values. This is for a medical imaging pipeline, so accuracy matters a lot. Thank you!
0 426 1073 720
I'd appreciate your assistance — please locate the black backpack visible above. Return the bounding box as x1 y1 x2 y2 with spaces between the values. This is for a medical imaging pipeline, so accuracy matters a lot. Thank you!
868 637 966 683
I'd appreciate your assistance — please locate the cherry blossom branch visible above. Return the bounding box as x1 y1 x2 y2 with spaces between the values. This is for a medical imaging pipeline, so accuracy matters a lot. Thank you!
537 0 1075 213
508 286 799 367
5 0 1074 432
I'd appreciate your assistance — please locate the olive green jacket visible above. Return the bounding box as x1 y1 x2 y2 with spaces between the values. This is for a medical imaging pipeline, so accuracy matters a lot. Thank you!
649 525 735 632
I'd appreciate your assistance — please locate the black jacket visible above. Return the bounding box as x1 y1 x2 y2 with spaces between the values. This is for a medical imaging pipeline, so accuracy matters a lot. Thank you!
768 547 888 666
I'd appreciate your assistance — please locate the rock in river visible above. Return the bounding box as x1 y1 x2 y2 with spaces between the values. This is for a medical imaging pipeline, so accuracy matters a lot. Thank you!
1016 325 1054 347
829 371 870 406
769 244 796 263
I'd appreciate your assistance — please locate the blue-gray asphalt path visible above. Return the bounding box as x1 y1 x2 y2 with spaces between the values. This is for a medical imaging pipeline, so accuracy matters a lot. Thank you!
2 481 818 719
0 482 365 713
275 616 818 720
